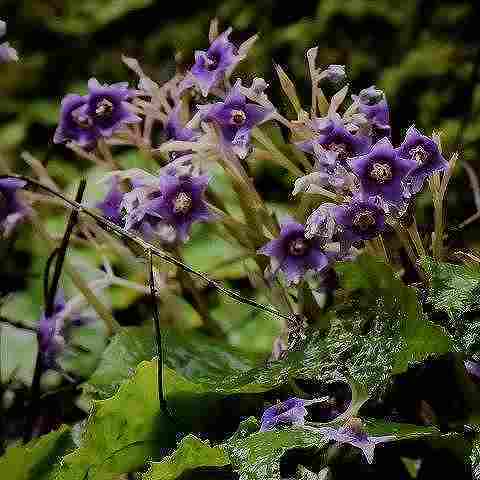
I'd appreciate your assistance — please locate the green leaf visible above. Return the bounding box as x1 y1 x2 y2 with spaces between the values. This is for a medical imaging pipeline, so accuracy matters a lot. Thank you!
143 435 229 480
423 258 480 321
84 326 257 399
472 435 480 480
0 322 37 385
362 419 440 440
333 255 452 392
57 361 176 480
0 426 73 480
224 427 329 480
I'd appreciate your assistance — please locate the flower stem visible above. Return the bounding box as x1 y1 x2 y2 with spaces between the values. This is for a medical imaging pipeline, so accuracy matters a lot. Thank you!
407 218 427 259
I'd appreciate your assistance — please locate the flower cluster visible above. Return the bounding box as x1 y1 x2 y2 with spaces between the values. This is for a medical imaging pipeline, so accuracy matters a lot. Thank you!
54 79 140 149
0 20 18 63
97 165 215 244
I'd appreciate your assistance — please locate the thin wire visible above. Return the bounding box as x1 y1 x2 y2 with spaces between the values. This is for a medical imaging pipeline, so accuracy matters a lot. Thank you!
148 249 175 423
1 174 297 325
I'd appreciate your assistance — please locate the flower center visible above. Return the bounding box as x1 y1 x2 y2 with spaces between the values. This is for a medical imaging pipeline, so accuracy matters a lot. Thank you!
288 237 309 256
172 191 192 214
205 54 219 71
353 210 376 231
369 162 392 184
409 145 429 165
345 416 364 435
230 109 247 126
95 98 114 118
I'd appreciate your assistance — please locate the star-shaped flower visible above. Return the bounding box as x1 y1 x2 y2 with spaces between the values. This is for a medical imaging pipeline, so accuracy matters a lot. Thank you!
258 219 329 285
0 177 28 237
317 417 395 464
201 81 274 158
349 137 416 204
396 125 449 194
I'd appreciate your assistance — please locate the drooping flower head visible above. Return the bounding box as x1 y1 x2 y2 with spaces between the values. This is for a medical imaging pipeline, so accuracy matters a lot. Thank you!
96 178 125 226
334 195 386 243
164 104 200 159
53 94 98 148
0 20 18 63
318 64 347 86
184 28 240 97
37 291 91 369
318 417 395 464
201 81 273 158
258 220 329 285
296 114 370 165
83 78 140 138
260 398 308 432
123 170 215 243
0 177 28 237
349 137 417 204
396 125 449 194
353 86 391 141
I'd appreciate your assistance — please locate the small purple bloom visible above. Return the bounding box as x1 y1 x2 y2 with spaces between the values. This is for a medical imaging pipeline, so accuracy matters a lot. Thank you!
465 360 480 380
96 178 125 225
164 104 200 159
318 417 395 464
334 195 386 243
258 220 329 285
0 177 28 236
53 94 98 148
201 82 273 158
37 291 91 369
296 115 370 164
185 28 240 97
396 125 449 194
0 20 18 63
350 137 417 204
124 171 215 243
353 86 390 141
318 64 347 85
260 398 307 432
83 78 141 138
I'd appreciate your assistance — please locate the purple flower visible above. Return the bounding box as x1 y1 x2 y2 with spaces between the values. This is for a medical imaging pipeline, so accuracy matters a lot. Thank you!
96 178 125 225
349 138 417 204
164 104 200 159
318 64 347 85
53 94 98 148
0 20 18 63
396 125 449 194
37 291 91 368
353 86 390 141
465 360 480 380
260 398 308 432
318 417 395 464
83 78 141 138
201 82 273 158
258 220 329 285
124 171 215 243
183 28 240 97
54 80 140 148
334 195 386 243
0 178 28 236
296 115 370 164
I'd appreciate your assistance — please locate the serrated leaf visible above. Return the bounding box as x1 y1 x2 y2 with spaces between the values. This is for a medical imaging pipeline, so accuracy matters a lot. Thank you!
57 361 176 480
0 426 73 480
423 258 480 321
224 427 329 480
143 435 229 480
333 255 452 392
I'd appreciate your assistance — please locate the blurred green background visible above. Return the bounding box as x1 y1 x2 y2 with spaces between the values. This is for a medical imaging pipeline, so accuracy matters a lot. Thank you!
1 0 480 263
